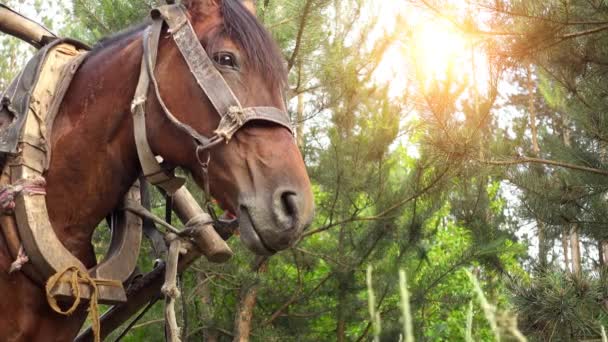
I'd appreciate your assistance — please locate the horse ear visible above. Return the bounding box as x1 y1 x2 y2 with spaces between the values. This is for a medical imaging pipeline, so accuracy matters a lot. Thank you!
241 0 257 16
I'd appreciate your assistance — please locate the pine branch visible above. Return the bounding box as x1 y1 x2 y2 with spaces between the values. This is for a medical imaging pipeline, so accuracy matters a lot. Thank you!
287 0 314 73
479 157 608 176
302 166 451 238
561 23 608 39
416 0 523 37
262 273 332 326
475 2 608 26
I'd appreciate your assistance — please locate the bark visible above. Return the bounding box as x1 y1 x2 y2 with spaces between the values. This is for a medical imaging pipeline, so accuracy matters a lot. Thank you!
526 65 549 267
336 225 347 342
602 241 608 267
562 231 570 271
561 121 582 277
538 223 549 267
197 273 219 342
232 283 260 342
570 226 582 278
232 259 267 342
527 65 540 155
599 144 608 270
336 284 347 342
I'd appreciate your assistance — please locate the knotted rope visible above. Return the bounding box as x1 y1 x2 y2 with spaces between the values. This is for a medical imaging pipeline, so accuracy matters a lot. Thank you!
0 177 46 213
163 233 188 342
45 266 122 342
1 177 46 273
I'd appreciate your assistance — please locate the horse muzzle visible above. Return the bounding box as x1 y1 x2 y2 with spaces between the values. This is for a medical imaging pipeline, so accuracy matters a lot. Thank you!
237 187 313 255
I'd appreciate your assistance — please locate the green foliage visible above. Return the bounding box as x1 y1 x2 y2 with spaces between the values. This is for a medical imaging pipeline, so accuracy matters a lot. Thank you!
510 268 608 341
2 0 597 341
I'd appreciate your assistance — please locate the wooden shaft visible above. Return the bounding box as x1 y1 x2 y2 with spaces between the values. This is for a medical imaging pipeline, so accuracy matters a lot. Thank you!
162 237 183 342
171 186 233 263
76 239 211 342
0 4 56 49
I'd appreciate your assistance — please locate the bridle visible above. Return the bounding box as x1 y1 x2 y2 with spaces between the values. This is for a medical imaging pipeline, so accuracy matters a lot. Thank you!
131 4 293 195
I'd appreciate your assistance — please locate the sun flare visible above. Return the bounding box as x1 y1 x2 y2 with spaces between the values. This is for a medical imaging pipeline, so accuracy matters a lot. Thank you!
411 23 470 81
374 2 490 96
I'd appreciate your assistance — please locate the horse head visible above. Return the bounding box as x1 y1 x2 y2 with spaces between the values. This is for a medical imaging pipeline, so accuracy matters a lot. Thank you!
144 0 314 255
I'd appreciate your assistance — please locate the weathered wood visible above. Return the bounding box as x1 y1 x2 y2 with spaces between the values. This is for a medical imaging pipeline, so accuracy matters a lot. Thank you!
0 4 56 48
91 182 143 285
76 188 234 338
163 236 184 342
3 42 147 305
50 182 144 305
172 186 233 263
76 240 208 342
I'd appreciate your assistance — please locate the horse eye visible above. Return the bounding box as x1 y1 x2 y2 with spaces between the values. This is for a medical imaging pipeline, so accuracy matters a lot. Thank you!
213 52 238 69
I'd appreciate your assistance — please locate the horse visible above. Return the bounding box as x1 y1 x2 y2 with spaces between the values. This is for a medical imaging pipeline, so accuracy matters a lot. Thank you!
0 0 314 340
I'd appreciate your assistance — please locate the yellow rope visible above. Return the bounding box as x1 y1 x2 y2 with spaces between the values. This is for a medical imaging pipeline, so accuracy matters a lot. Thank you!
45 266 122 342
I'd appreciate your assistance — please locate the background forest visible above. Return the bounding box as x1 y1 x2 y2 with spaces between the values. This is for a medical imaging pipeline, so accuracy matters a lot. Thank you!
2 0 608 341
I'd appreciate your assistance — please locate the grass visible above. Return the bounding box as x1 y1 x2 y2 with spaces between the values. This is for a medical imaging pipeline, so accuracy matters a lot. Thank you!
366 266 528 341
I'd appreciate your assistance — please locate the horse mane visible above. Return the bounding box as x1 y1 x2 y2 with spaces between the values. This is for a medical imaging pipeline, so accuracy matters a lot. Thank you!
91 0 287 88
91 22 150 52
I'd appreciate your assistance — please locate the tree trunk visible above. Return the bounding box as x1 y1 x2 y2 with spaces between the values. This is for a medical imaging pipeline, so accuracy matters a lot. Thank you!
562 230 570 271
198 272 219 342
527 65 540 155
561 119 583 276
599 144 608 270
232 259 267 342
538 222 548 267
233 283 260 342
526 65 551 267
570 226 582 278
336 225 347 342
601 241 608 267
336 283 347 342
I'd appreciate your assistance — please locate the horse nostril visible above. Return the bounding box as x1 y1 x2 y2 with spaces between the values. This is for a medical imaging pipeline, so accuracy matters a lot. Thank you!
274 190 300 230
281 191 298 218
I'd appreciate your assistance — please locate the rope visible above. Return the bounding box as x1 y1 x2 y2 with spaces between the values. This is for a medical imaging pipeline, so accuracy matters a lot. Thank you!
1 177 46 272
0 176 46 212
8 245 29 274
45 266 123 342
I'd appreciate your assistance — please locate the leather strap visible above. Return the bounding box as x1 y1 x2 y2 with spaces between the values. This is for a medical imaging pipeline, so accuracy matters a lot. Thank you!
151 4 293 142
132 4 293 195
132 22 184 194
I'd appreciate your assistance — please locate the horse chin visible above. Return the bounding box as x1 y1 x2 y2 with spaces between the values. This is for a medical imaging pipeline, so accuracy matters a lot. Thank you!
238 208 276 256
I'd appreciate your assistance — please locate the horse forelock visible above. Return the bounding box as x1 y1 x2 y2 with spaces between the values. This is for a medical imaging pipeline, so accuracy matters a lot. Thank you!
214 0 287 88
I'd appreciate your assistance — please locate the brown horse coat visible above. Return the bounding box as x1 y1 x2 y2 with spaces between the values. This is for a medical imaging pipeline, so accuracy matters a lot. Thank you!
0 0 314 340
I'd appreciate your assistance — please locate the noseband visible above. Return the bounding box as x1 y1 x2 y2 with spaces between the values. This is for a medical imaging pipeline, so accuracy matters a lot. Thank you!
131 4 293 194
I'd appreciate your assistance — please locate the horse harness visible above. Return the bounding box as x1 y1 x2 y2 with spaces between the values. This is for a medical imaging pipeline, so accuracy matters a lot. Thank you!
133 4 294 195
0 3 293 341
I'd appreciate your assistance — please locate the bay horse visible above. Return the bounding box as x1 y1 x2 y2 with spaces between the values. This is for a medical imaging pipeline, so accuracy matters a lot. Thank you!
0 0 314 340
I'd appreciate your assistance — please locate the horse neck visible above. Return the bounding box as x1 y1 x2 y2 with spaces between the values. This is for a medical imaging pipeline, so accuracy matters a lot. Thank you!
43 33 145 266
